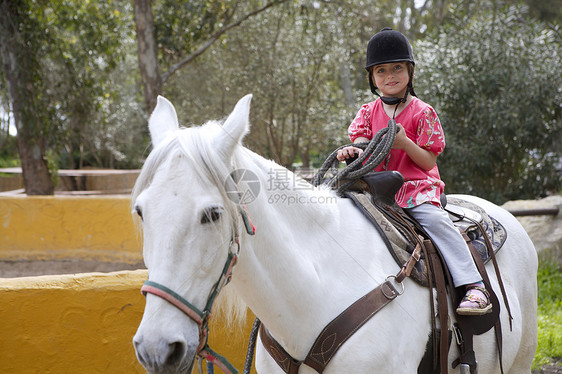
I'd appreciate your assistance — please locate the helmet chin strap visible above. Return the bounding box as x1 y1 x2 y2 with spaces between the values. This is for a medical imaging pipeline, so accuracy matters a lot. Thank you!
373 86 410 120
376 86 410 107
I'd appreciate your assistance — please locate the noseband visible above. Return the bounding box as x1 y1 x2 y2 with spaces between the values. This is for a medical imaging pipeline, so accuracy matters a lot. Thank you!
140 207 255 374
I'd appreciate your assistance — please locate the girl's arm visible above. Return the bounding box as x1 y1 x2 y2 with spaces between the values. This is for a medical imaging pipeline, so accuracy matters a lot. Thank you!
393 124 437 171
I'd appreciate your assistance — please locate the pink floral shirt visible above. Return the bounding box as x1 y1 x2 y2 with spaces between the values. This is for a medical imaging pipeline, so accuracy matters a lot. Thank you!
348 97 446 208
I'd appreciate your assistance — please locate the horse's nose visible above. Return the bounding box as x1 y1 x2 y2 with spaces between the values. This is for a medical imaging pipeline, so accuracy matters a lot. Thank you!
133 334 190 370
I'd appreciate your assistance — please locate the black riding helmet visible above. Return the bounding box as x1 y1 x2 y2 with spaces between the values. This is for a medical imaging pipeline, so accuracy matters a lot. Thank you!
365 28 416 102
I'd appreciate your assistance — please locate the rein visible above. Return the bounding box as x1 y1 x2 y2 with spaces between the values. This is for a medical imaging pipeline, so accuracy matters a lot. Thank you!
140 206 255 374
311 114 398 195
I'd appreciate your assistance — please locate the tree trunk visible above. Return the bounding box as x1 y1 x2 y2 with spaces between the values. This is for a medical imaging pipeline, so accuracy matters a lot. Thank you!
340 62 355 105
299 145 311 169
0 0 54 195
15 133 53 195
134 0 161 115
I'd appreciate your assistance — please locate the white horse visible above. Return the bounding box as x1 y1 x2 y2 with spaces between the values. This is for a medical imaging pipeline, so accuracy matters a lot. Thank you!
132 95 537 373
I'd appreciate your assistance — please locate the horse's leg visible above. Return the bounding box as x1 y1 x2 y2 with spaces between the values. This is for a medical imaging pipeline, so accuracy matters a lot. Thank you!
504 264 538 374
470 255 537 373
509 303 537 373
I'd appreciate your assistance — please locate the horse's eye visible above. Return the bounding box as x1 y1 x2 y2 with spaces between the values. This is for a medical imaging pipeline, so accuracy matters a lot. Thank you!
135 206 143 221
201 206 223 224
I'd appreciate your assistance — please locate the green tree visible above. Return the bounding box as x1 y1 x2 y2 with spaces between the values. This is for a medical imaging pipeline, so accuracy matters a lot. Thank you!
134 0 288 114
45 0 141 170
415 4 561 203
0 0 143 195
162 1 367 168
0 0 55 194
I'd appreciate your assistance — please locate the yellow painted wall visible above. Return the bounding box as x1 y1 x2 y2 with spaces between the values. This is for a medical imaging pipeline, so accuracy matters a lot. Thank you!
0 196 142 263
0 270 256 373
0 196 257 373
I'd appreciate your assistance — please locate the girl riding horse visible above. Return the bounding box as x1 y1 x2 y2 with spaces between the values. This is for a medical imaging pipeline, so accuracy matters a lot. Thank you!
337 28 491 315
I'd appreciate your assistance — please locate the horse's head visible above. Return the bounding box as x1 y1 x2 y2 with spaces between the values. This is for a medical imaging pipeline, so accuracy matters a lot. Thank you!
132 95 252 373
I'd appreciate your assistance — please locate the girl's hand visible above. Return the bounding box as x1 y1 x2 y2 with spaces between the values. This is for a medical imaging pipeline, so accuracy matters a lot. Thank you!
392 123 410 150
392 123 438 170
337 146 364 162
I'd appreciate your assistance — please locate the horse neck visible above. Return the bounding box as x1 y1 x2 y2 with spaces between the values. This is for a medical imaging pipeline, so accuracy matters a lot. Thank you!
229 150 397 355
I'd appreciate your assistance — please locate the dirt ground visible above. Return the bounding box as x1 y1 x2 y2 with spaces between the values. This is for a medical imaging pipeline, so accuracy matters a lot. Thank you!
533 359 562 374
0 259 145 278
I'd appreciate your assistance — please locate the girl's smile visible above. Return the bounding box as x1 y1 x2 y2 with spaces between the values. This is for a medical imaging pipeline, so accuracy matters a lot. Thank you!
372 62 409 97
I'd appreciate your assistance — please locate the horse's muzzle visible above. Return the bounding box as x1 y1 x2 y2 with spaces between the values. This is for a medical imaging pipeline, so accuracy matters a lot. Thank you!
133 332 197 373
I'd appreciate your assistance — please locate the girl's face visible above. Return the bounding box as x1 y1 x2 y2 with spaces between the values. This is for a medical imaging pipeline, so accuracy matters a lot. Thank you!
371 62 410 98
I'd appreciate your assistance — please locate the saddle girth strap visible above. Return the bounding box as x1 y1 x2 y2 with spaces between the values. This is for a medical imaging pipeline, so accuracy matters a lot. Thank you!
259 280 401 374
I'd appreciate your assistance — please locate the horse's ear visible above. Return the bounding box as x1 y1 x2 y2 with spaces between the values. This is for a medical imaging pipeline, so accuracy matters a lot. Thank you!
149 96 180 147
217 94 252 156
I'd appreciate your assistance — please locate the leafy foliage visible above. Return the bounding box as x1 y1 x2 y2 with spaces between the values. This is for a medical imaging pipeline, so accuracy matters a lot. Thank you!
163 1 359 168
0 0 145 170
42 0 146 169
415 4 561 203
0 0 560 201
155 0 234 65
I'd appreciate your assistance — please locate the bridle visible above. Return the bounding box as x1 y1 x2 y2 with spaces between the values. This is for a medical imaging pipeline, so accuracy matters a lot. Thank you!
140 206 255 374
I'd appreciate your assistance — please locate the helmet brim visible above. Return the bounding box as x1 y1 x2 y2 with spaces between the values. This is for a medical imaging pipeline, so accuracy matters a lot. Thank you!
365 58 415 71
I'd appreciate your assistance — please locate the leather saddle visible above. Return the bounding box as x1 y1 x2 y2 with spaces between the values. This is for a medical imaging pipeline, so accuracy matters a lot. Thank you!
258 170 511 374
346 171 507 270
343 171 511 374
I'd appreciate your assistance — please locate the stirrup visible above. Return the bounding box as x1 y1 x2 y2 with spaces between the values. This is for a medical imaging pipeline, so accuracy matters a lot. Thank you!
456 286 492 316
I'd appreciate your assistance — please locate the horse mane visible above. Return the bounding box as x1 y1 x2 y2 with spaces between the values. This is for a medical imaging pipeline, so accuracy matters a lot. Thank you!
131 118 340 328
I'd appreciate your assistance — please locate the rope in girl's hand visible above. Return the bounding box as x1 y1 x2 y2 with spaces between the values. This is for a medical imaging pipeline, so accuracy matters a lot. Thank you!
312 118 397 195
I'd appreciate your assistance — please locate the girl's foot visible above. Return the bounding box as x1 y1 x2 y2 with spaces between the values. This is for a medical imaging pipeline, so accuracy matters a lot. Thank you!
456 286 492 316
